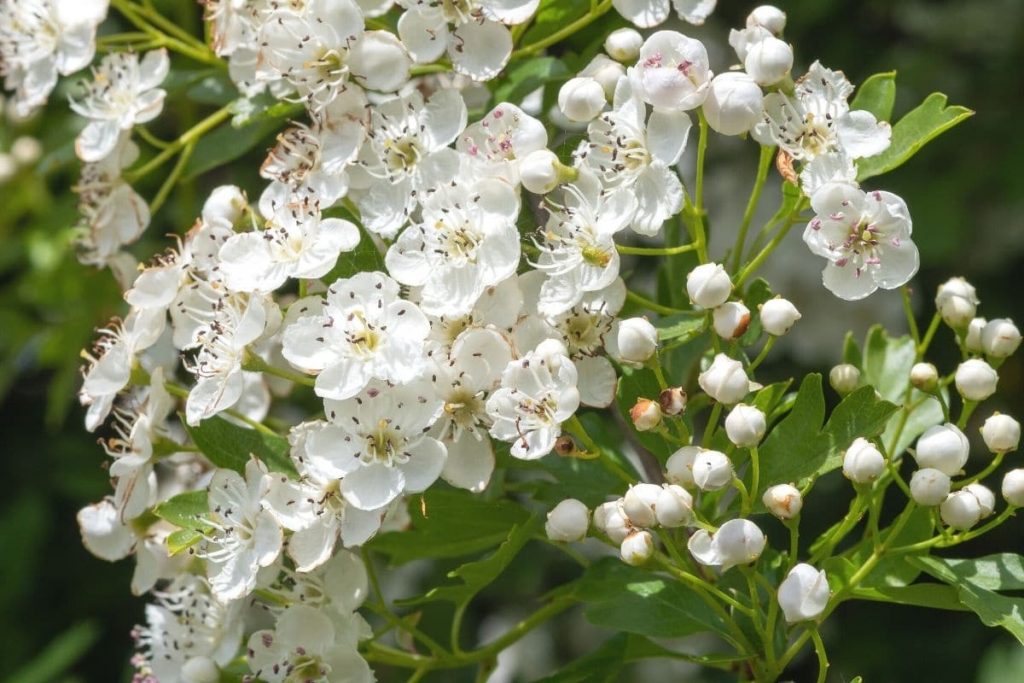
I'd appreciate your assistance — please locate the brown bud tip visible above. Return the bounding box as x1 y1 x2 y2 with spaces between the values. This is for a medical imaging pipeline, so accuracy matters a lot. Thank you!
554 435 576 456
659 387 688 415
630 398 662 432
775 149 797 185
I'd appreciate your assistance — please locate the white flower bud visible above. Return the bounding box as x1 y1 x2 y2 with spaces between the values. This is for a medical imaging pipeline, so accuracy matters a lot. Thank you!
940 488 988 530
762 483 803 519
702 72 764 136
909 468 951 506
622 483 661 528
203 184 248 226
744 36 793 86
914 423 970 476
778 564 829 623
11 136 42 166
982 413 1020 454
699 353 753 405
955 358 998 401
659 387 687 416
689 518 766 571
725 403 767 448
580 55 626 99
935 277 978 329
594 500 631 543
630 398 662 432
747 5 787 34
829 363 860 395
965 317 986 353
558 77 606 122
547 103 588 132
981 318 1021 358
964 483 996 518
611 317 659 364
713 301 751 340
0 154 16 184
666 446 700 487
620 529 655 566
692 450 734 491
910 362 939 392
687 262 733 309
182 657 220 683
759 297 801 336
545 498 590 542
656 484 694 528
1001 469 1024 507
520 149 572 195
843 437 885 483
604 27 643 62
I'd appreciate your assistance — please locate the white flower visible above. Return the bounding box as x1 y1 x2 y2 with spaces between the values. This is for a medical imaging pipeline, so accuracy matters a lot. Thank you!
656 484 694 527
725 404 766 448
982 414 1020 454
955 358 998 401
909 468 951 506
763 484 802 519
981 318 1022 358
545 499 590 542
314 380 447 510
803 182 919 300
486 341 580 460
688 518 765 571
699 353 754 405
281 271 430 401
842 437 885 483
0 0 108 117
703 72 763 136
914 423 969 476
200 459 282 602
713 301 751 340
760 297 801 336
666 445 700 487
778 564 829 623
692 449 733 490
71 49 169 162
77 498 136 561
687 262 732 309
607 317 658 365
620 529 655 565
605 28 643 62
611 0 716 28
940 486 994 530
457 102 548 184
935 277 978 329
629 31 711 111
1001 469 1024 507
559 77 607 122
622 483 662 528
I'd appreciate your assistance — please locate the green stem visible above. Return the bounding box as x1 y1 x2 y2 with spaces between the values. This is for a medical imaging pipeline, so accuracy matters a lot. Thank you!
748 337 776 373
127 105 232 182
902 286 921 347
954 452 1005 491
616 242 697 256
786 517 800 569
731 145 774 272
148 140 194 215
749 446 761 505
735 198 808 288
565 416 635 484
957 400 978 429
625 289 689 316
809 490 867 564
702 403 723 447
511 0 613 57
809 627 829 683
242 351 317 387
918 313 942 356
163 381 280 437
112 0 220 65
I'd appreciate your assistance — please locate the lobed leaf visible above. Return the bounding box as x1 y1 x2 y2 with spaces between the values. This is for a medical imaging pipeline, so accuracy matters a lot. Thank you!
183 414 296 476
850 71 897 122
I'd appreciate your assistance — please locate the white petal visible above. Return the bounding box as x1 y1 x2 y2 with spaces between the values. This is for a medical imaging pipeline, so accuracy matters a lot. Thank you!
422 89 468 150
397 8 448 63
687 529 720 566
631 165 683 236
873 240 920 290
613 0 670 28
450 20 512 82
837 110 892 159
441 432 495 492
315 359 373 401
398 438 447 492
822 261 878 301
76 121 121 162
350 31 411 92
282 316 343 372
576 356 618 408
339 506 384 548
77 500 135 561
673 0 716 25
138 49 170 90
646 109 691 166
288 519 339 572
341 463 405 510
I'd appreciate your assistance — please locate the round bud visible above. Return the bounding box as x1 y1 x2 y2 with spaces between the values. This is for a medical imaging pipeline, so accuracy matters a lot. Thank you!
554 435 576 456
981 318 1021 358
744 36 793 86
965 317 986 353
620 529 655 566
964 483 996 518
940 489 984 530
666 446 701 487
593 500 631 543
760 297 801 336
843 437 885 483
914 423 970 476
909 468 951 506
182 657 220 683
604 27 643 62
611 317 659 364
692 450 734 491
1001 469 1024 507
545 498 590 542
519 149 563 194
659 387 687 416
702 72 764 136
910 362 939 392
713 301 751 340
580 55 626 99
622 483 662 528
955 358 998 401
11 136 42 166
689 518 766 571
725 403 767 448
558 77 607 122
763 483 803 520
935 277 978 329
778 563 829 623
0 154 16 184
686 262 733 309
829 363 861 395
699 353 753 405
547 103 588 132
630 398 663 432
655 484 694 528
747 5 787 34
981 413 1020 454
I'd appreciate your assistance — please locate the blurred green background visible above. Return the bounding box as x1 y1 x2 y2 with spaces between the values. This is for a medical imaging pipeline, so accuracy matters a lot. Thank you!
1 0 1021 681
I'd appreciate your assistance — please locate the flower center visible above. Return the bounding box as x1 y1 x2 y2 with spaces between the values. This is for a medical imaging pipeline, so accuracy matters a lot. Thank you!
366 418 400 463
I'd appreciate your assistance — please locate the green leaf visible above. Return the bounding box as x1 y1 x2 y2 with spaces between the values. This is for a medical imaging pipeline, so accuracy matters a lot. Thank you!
519 0 588 47
321 209 385 282
491 57 569 109
842 507 934 587
857 93 973 181
368 488 531 564
850 71 897 121
153 490 210 531
166 528 204 556
183 414 296 476
815 386 899 476
849 583 968 611
504 445 626 507
655 315 705 343
738 278 774 347
182 115 283 180
911 554 1024 592
752 380 794 422
7 621 100 683
615 364 673 459
957 584 1024 645
757 374 826 486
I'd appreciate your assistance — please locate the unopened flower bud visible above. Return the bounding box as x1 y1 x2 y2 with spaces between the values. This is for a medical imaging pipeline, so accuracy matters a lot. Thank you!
965 317 986 353
689 518 765 571
763 483 803 519
580 55 625 99
713 301 751 340
760 297 801 336
630 398 662 432
910 362 939 392
981 413 1020 454
182 657 220 683
778 563 829 623
620 529 655 566
725 403 766 448
745 36 793 86
955 358 998 401
594 500 631 543
703 72 764 136
520 149 575 194
545 498 590 542
964 483 996 518
0 154 15 184
666 446 700 487
747 5 787 34
11 136 42 166
558 77 606 122
687 262 732 309
981 318 1021 358
935 277 978 329
843 437 885 483
692 450 734 491
605 27 643 62
940 489 985 530
656 484 694 527
1001 469 1024 507
909 468 951 506
699 353 753 405
829 363 860 395
659 387 687 416
611 317 659 364
203 184 248 226
622 483 661 528
554 435 576 456
914 423 969 476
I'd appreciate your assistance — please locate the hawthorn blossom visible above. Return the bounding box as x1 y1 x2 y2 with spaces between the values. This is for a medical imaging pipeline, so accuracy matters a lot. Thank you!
77 498 137 561
629 31 712 111
803 182 918 300
457 103 548 184
612 0 716 28
423 274 525 354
